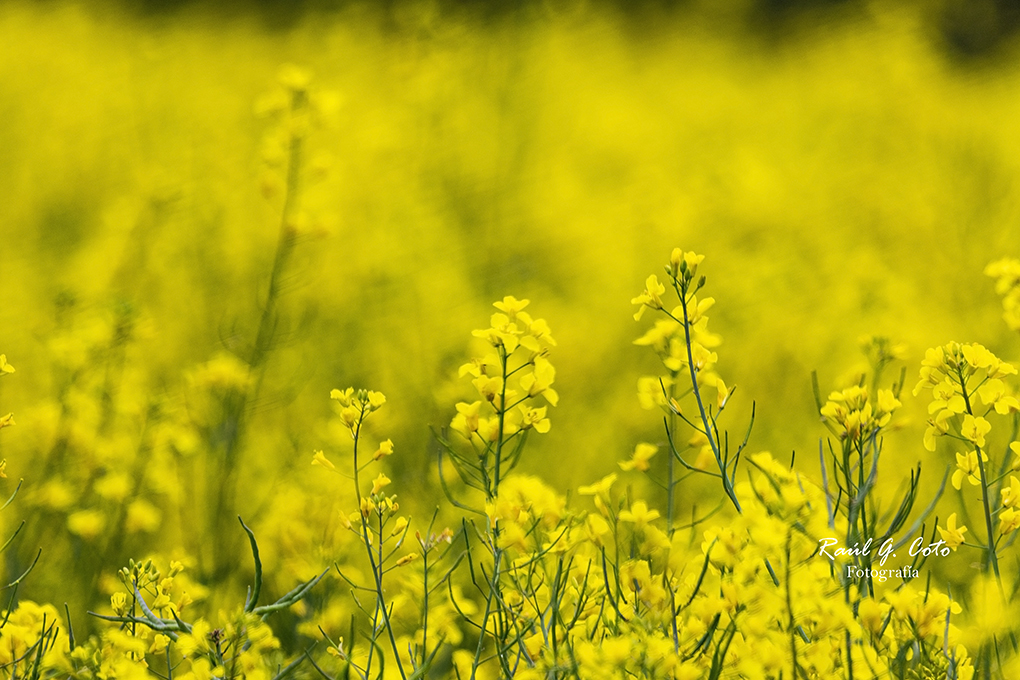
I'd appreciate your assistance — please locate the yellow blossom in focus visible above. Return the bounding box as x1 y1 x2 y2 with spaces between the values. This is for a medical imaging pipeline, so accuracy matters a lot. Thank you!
493 295 529 319
373 439 394 460
1001 507 1020 535
953 450 987 490
366 390 386 410
371 473 391 495
1002 476 1020 508
519 357 558 405
451 400 482 437
923 408 953 451
961 414 991 449
518 405 551 433
632 275 666 320
938 513 968 550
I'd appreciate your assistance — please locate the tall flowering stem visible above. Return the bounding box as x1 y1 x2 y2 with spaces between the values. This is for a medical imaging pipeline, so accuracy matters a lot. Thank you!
632 249 746 513
435 296 557 677
915 342 1020 584
817 373 905 598
314 388 423 680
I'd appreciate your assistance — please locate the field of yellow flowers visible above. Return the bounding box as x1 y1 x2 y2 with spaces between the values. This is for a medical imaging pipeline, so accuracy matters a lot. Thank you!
3 1 1020 678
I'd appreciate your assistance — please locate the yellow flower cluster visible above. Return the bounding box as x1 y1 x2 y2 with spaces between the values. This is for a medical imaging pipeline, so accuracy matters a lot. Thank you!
8 232 1020 680
820 384 901 442
453 296 557 443
914 342 1018 451
633 250 727 413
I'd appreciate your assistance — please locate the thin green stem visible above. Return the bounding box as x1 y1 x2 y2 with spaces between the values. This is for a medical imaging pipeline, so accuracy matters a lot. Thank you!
957 366 1001 582
675 292 741 512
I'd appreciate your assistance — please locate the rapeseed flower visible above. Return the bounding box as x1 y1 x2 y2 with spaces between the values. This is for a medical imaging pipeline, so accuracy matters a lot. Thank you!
938 513 968 549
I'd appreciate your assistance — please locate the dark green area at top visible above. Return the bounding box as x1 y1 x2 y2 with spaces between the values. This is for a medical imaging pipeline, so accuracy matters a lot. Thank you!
31 0 1020 61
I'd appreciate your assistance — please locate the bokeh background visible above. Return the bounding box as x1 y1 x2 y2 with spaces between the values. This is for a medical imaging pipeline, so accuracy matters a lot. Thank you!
2 0 1020 641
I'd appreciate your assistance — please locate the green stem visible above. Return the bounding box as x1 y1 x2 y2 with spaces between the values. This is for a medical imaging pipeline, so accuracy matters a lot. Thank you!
958 366 1001 582
469 544 503 680
677 292 741 512
353 411 407 680
492 346 509 499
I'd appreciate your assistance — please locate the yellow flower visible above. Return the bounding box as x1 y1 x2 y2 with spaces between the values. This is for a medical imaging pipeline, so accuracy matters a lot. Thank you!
391 516 408 537
477 417 501 442
0 355 13 374
330 387 354 406
518 405 550 433
578 473 617 498
373 439 394 460
493 296 530 319
0 413 13 430
149 633 171 654
962 414 992 449
713 376 730 409
177 619 211 657
311 449 336 471
1002 476 1020 508
585 515 610 546
668 248 705 279
952 450 986 490
637 376 672 410
857 598 887 636
338 405 361 429
679 295 715 325
152 589 174 613
632 275 666 320
938 513 968 550
395 553 418 567
961 343 995 369
620 443 658 472
451 401 482 437
519 357 558 405
1001 508 1020 536
371 473 391 495
472 314 520 352
472 375 503 402
525 317 556 346
619 501 660 528
111 592 129 616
